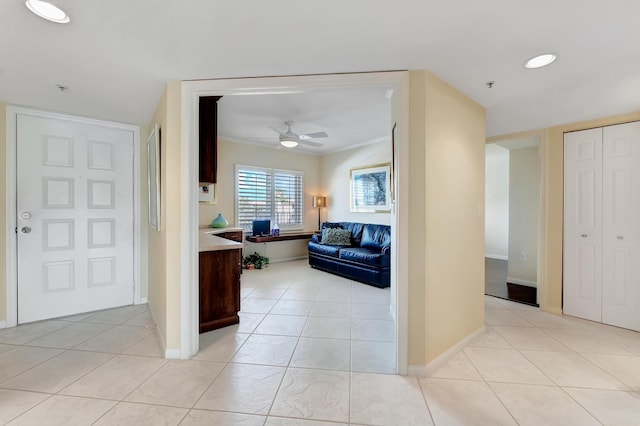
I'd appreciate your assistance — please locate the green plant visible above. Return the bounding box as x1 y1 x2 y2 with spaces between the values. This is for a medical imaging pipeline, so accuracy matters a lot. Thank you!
243 252 269 269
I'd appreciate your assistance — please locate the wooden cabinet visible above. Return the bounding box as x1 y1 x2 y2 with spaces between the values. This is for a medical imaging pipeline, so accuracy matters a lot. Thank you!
199 96 222 184
199 248 241 333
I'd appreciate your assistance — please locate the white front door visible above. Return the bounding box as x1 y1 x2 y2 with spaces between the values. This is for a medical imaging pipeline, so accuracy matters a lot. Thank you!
602 122 640 331
17 114 135 323
563 128 603 323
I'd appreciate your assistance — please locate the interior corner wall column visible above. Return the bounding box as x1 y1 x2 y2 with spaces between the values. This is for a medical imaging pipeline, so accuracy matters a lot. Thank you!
408 70 486 367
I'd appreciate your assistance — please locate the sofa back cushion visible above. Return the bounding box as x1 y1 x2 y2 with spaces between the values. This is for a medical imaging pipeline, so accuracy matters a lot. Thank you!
360 224 391 251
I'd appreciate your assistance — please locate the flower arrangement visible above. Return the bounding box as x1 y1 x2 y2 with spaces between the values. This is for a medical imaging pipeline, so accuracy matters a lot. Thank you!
243 252 270 269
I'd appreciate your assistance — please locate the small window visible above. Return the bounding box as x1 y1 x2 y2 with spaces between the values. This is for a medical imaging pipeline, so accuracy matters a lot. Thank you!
235 165 304 232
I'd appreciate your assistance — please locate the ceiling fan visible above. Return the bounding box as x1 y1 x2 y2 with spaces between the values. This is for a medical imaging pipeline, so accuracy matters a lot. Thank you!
269 121 328 148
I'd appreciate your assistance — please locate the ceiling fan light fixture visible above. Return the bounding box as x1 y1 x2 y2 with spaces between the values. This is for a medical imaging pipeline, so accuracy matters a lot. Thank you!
280 138 298 148
25 0 70 23
525 53 557 69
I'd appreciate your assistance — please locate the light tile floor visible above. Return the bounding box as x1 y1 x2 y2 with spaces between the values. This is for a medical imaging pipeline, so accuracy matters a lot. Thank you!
1 260 640 424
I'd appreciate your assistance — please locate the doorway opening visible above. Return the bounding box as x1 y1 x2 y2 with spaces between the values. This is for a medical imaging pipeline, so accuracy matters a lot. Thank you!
180 72 409 374
485 135 541 306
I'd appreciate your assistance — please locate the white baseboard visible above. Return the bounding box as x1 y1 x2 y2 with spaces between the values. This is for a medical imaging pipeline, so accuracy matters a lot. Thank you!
485 254 508 261
407 364 429 377
407 325 486 377
506 276 537 287
140 297 148 304
269 256 308 264
0 321 6 329
164 348 182 359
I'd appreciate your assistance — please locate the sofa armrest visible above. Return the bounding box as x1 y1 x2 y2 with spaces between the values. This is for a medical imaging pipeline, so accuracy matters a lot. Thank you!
381 245 391 255
311 233 322 244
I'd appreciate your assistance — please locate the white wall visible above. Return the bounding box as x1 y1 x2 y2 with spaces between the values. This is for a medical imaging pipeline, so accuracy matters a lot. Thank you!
507 146 539 287
320 141 392 225
485 144 509 259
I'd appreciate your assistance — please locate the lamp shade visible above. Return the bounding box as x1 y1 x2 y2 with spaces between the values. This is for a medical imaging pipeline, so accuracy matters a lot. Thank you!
313 196 326 208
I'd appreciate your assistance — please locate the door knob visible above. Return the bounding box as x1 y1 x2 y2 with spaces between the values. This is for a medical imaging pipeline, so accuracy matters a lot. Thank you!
20 226 31 234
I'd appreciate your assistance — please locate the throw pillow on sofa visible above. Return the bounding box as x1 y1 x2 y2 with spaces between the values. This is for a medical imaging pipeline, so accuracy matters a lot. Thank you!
321 228 352 245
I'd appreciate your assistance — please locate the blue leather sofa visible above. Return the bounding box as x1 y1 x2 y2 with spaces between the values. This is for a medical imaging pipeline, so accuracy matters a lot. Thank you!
308 222 391 288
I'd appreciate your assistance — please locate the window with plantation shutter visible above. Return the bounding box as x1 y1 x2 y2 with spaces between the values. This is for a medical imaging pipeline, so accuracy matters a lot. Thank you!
235 165 304 232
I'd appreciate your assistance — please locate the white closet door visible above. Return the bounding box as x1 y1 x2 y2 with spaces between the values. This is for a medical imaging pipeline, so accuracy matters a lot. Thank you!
563 128 603 322
602 121 640 331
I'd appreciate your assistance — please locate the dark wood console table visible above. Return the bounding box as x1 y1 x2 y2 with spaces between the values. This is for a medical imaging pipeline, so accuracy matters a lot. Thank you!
245 232 315 243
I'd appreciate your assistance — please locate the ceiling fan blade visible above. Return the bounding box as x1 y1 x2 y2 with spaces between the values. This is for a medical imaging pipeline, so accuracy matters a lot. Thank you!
268 126 284 135
300 131 328 139
298 139 324 148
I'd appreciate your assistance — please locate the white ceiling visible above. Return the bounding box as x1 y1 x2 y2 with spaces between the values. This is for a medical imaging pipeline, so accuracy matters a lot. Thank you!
2 0 640 140
217 89 391 154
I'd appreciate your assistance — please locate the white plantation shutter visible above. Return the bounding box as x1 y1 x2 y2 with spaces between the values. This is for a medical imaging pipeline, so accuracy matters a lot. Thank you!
236 166 273 231
274 170 303 226
235 165 304 231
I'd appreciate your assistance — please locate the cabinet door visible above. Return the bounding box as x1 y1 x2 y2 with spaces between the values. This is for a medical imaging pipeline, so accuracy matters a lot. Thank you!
199 96 221 184
563 128 603 322
602 122 640 331
199 249 241 332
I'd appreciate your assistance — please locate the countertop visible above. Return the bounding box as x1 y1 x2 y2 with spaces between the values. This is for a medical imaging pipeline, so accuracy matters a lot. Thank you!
199 227 244 252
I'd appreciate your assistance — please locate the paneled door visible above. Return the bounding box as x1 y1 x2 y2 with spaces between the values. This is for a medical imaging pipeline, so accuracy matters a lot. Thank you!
17 114 134 323
601 122 640 331
563 128 603 323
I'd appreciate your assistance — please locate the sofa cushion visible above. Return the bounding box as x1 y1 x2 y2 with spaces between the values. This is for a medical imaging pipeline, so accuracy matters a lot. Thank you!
308 241 341 257
338 247 390 267
360 224 391 251
321 228 352 246
339 222 365 246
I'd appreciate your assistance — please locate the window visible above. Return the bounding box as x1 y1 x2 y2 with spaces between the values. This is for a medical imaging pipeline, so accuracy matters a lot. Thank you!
235 165 304 232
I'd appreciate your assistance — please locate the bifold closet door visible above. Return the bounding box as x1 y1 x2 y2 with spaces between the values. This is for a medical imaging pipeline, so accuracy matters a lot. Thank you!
601 122 640 331
563 128 603 323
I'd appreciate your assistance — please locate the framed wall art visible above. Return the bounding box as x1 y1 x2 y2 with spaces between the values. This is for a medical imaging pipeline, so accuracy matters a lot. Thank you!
350 163 391 213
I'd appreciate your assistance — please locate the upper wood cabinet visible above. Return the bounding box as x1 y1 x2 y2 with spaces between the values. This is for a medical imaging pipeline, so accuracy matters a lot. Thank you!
199 96 222 184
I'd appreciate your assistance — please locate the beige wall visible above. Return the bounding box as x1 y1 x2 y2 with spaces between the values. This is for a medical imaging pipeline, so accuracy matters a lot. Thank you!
320 142 391 226
407 72 427 365
0 102 6 323
201 138 321 264
200 138 321 232
539 111 640 315
146 81 184 353
408 71 486 365
507 146 539 286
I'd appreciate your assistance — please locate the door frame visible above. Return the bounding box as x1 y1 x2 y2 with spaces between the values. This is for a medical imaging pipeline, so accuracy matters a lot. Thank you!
179 72 410 374
5 106 142 327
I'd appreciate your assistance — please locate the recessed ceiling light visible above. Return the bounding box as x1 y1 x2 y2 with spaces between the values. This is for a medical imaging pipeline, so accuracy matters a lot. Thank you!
25 0 70 24
525 53 557 69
